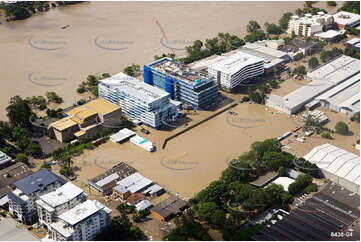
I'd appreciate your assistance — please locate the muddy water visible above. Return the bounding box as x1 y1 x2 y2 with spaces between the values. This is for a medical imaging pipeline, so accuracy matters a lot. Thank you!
72 102 359 198
0 1 313 120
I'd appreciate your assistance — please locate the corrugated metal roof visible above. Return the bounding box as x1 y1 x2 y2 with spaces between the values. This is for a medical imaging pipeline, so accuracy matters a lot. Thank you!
304 144 360 184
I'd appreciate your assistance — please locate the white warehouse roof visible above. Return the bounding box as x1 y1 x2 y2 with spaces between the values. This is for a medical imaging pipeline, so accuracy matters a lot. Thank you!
100 72 169 104
116 172 153 193
316 74 360 114
58 200 111 226
208 51 264 75
304 144 360 185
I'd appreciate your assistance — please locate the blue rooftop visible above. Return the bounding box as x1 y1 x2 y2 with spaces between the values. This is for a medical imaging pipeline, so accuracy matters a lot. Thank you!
13 169 65 194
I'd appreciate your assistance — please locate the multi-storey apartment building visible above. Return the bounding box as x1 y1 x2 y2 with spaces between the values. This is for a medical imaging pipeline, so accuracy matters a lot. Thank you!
36 182 88 230
7 169 66 224
207 51 264 91
98 72 178 129
287 12 334 37
50 200 111 241
144 58 218 109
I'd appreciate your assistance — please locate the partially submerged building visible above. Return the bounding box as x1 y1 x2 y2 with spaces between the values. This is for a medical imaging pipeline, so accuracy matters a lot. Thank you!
99 72 178 129
207 51 264 91
144 57 218 109
50 200 111 241
266 55 360 115
240 43 290 73
287 12 334 37
88 162 137 195
36 182 88 230
48 98 122 142
304 144 360 194
150 195 188 221
7 169 66 224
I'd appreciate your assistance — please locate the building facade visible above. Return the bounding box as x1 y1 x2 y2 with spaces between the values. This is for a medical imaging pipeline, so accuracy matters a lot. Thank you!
287 12 334 37
98 72 178 129
144 58 218 109
7 169 66 225
48 98 122 142
207 51 264 91
50 200 111 241
36 182 88 230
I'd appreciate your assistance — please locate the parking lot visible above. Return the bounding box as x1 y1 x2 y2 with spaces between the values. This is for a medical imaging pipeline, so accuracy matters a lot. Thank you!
0 217 39 241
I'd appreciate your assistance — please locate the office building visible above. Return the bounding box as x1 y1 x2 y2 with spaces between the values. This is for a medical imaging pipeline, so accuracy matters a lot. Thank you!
207 51 264 91
36 182 88 230
144 58 218 109
287 12 334 37
99 72 178 129
50 200 111 241
7 169 66 224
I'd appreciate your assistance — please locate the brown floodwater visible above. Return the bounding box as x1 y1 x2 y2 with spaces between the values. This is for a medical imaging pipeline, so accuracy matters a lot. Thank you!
0 1 315 120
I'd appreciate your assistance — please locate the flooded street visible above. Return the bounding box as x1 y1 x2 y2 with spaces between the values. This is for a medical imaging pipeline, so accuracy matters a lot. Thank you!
0 1 312 120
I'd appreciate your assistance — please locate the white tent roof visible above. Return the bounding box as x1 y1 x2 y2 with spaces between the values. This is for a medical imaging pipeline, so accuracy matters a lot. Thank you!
304 144 360 184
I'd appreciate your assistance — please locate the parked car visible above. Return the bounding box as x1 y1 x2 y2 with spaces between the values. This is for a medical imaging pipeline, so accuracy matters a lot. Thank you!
141 128 150 134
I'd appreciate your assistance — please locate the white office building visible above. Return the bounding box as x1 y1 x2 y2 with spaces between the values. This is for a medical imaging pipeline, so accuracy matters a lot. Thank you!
333 11 360 29
50 200 111 241
98 72 178 129
287 12 334 37
36 182 88 230
207 51 264 91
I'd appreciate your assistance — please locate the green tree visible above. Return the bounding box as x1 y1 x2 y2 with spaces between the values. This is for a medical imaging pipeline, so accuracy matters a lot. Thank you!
246 20 261 33
266 24 283 35
197 202 219 222
321 131 332 139
6 96 32 129
15 153 28 165
334 121 349 135
244 31 266 43
194 180 227 204
327 1 337 7
210 209 226 228
279 12 293 29
308 57 319 69
277 166 286 176
288 174 313 195
338 1 360 14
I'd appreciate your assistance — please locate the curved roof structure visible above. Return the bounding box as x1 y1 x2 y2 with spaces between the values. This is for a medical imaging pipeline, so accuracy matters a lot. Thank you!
304 144 360 185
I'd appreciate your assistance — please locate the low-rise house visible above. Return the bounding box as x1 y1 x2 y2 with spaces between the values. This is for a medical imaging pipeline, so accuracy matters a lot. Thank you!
141 184 165 197
112 184 131 201
88 162 137 195
134 199 152 212
50 200 111 241
126 193 145 205
7 169 66 224
48 98 122 142
116 172 153 194
36 182 88 230
279 39 316 58
150 196 188 221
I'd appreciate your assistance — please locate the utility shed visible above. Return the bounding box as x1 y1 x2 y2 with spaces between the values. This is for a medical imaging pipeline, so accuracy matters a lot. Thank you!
304 143 360 194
